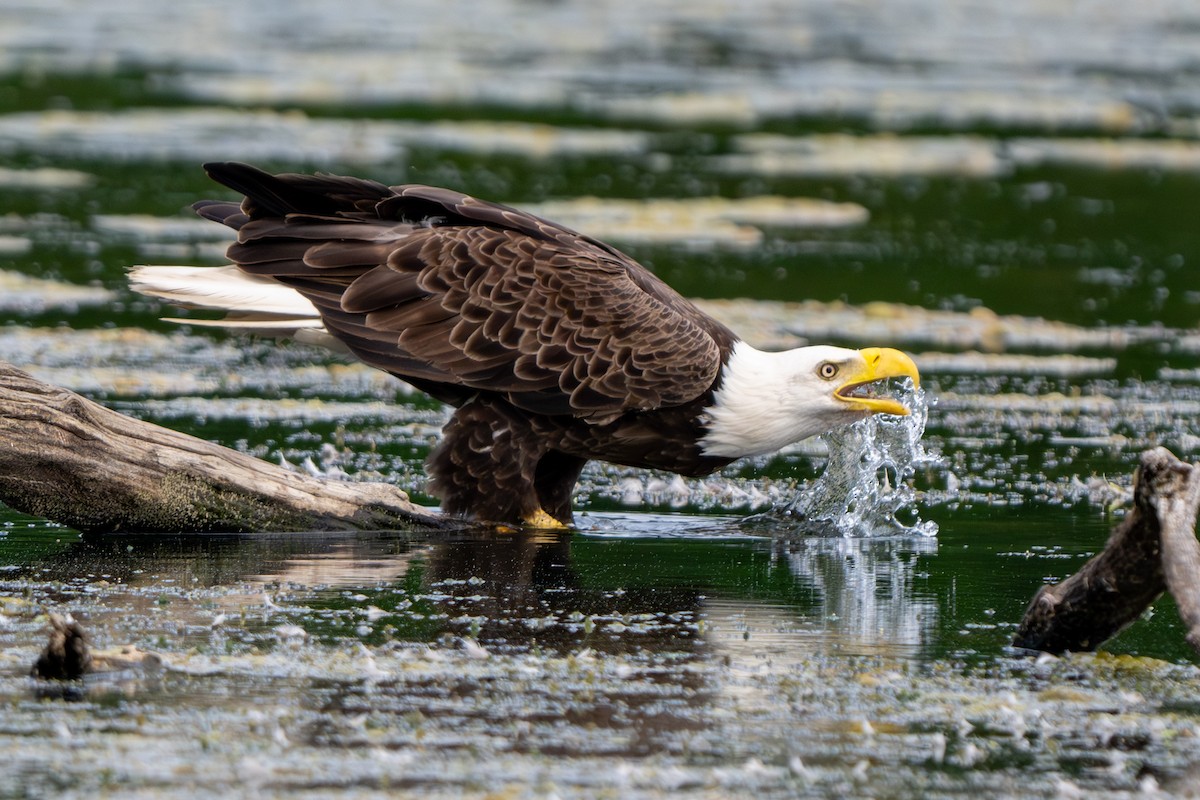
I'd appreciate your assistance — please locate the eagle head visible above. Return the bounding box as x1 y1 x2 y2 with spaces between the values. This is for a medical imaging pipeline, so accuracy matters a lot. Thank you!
701 343 921 459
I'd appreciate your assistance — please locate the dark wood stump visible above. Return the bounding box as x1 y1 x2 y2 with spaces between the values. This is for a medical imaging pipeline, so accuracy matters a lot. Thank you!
1014 447 1200 656
0 360 449 533
31 613 92 680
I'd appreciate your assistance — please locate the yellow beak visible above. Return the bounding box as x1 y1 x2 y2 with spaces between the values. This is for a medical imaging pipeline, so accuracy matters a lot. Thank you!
834 347 921 417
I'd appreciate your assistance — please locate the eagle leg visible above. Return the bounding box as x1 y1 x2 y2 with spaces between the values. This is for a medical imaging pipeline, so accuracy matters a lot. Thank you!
428 397 583 528
533 450 588 527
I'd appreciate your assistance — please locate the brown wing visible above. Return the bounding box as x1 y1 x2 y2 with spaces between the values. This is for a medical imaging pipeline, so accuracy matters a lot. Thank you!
198 162 735 419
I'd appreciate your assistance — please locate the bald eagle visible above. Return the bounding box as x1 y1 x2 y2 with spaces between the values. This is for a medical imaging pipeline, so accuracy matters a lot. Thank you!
130 162 919 529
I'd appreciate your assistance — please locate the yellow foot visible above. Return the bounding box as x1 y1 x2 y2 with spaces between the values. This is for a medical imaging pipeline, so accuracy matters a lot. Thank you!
522 508 569 530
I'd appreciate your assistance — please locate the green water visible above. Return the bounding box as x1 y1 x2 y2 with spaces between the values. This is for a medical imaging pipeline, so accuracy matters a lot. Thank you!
4 2 1200 796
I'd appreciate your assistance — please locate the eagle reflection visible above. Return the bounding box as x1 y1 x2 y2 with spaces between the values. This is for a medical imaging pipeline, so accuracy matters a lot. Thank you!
36 525 938 658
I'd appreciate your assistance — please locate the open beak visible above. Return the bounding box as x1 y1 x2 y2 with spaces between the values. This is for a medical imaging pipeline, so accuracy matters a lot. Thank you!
834 347 921 417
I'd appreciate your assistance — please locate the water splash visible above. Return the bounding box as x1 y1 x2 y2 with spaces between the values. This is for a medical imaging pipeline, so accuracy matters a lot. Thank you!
763 383 940 537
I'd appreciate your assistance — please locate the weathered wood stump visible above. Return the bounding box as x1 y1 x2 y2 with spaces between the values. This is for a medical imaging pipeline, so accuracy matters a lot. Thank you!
0 360 449 533
1014 447 1200 656
31 613 92 681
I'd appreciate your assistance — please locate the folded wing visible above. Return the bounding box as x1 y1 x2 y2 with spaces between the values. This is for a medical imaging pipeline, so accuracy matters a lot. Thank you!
197 162 731 420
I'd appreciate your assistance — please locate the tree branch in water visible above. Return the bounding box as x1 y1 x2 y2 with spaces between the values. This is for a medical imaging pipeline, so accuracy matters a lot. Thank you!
1014 447 1200 656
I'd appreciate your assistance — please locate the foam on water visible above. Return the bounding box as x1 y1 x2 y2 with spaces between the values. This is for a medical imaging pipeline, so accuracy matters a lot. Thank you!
766 383 940 537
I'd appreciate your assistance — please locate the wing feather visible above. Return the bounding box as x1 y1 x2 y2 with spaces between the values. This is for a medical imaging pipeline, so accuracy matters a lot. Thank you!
200 162 735 418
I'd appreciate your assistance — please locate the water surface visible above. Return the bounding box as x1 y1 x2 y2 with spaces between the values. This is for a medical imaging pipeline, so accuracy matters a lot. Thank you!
3 1 1200 796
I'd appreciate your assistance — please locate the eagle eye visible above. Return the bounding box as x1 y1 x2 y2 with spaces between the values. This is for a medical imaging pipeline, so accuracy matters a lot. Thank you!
817 362 840 380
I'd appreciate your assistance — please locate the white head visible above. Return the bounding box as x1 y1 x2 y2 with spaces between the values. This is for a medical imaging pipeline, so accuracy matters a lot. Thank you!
700 342 920 459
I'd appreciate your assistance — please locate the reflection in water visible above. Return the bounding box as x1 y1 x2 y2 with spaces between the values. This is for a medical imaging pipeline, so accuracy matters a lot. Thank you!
17 526 714 655
8 531 427 588
248 540 425 589
15 518 1128 794
773 535 939 656
13 521 940 659
420 532 713 658
0 506 1188 800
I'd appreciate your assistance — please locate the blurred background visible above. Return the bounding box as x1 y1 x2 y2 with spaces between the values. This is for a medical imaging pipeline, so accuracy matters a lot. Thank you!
4 3 1200 796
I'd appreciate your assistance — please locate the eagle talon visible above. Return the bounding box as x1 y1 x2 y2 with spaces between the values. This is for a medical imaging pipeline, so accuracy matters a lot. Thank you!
522 508 569 530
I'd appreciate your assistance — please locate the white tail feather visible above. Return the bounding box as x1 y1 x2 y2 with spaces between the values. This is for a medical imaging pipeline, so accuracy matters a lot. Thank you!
129 265 320 319
129 265 349 351
161 315 325 332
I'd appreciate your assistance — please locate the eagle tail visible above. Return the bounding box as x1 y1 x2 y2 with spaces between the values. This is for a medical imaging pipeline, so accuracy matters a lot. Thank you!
127 264 343 349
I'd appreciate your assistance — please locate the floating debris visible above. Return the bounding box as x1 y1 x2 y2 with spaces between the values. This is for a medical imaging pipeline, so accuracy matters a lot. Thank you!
595 84 1144 133
91 214 230 241
525 195 868 249
3 0 1189 137
716 134 1009 178
0 327 240 372
936 390 1120 417
0 326 414 400
1010 137 1200 172
716 133 1200 178
914 351 1116 377
7 539 1194 797
0 108 648 165
130 395 418 423
95 194 867 257
0 166 93 189
757 300 1163 354
0 236 30 256
0 108 404 165
0 270 114 314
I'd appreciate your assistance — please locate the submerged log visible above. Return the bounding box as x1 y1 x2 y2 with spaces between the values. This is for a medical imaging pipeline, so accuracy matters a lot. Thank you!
1014 447 1200 656
0 360 449 533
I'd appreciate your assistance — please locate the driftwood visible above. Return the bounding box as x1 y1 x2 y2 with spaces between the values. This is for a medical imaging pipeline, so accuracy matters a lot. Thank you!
0 360 448 533
1014 447 1200 656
